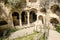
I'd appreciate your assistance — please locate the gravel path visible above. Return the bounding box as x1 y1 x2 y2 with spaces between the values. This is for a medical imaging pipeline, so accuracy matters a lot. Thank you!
48 30 60 40
9 27 35 40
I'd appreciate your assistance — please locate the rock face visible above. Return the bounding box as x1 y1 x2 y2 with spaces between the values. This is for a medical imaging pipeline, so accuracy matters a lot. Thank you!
0 21 8 30
0 0 60 31
9 27 35 40
0 0 60 39
40 0 60 9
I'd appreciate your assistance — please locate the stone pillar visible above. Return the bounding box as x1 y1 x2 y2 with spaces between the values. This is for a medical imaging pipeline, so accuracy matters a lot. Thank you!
27 11 30 26
20 13 22 27
43 16 46 25
37 11 40 21
46 15 49 27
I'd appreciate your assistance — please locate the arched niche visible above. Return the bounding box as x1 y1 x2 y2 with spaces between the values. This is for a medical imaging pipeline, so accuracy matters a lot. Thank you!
12 12 20 26
29 10 37 23
21 11 28 25
38 15 44 24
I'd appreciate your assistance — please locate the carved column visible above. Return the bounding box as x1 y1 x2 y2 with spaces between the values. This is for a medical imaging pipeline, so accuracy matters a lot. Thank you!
27 11 30 26
20 13 22 27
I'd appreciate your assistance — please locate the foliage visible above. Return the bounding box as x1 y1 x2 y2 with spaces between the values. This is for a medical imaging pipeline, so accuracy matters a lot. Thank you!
6 28 17 38
56 24 60 33
0 28 17 40
39 34 44 40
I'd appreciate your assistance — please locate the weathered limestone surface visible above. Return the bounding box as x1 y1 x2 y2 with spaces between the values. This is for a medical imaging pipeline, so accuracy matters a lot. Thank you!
48 29 60 40
9 27 35 40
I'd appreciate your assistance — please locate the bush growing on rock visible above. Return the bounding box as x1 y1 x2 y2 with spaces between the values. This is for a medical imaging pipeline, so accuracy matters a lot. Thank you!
56 24 60 33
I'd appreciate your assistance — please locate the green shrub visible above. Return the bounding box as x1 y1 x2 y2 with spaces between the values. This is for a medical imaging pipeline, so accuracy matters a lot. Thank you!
39 34 44 40
56 24 60 33
6 28 17 37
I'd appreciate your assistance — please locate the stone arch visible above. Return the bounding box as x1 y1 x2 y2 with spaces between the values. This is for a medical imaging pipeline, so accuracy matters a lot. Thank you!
29 9 37 23
12 12 20 26
38 15 44 24
50 18 59 27
30 8 37 13
21 11 28 25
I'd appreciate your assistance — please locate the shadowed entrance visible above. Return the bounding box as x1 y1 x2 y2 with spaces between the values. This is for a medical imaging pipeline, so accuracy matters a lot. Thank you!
12 12 19 26
21 11 27 25
30 11 37 23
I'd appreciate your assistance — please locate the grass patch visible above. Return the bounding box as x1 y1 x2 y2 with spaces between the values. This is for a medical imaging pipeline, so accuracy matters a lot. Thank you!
5 28 18 38
8 28 17 34
39 35 44 40
2 28 18 40
56 24 60 33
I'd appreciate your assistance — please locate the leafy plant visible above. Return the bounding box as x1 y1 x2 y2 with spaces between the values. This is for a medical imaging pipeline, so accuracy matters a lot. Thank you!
39 34 44 40
56 24 60 33
6 28 17 38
